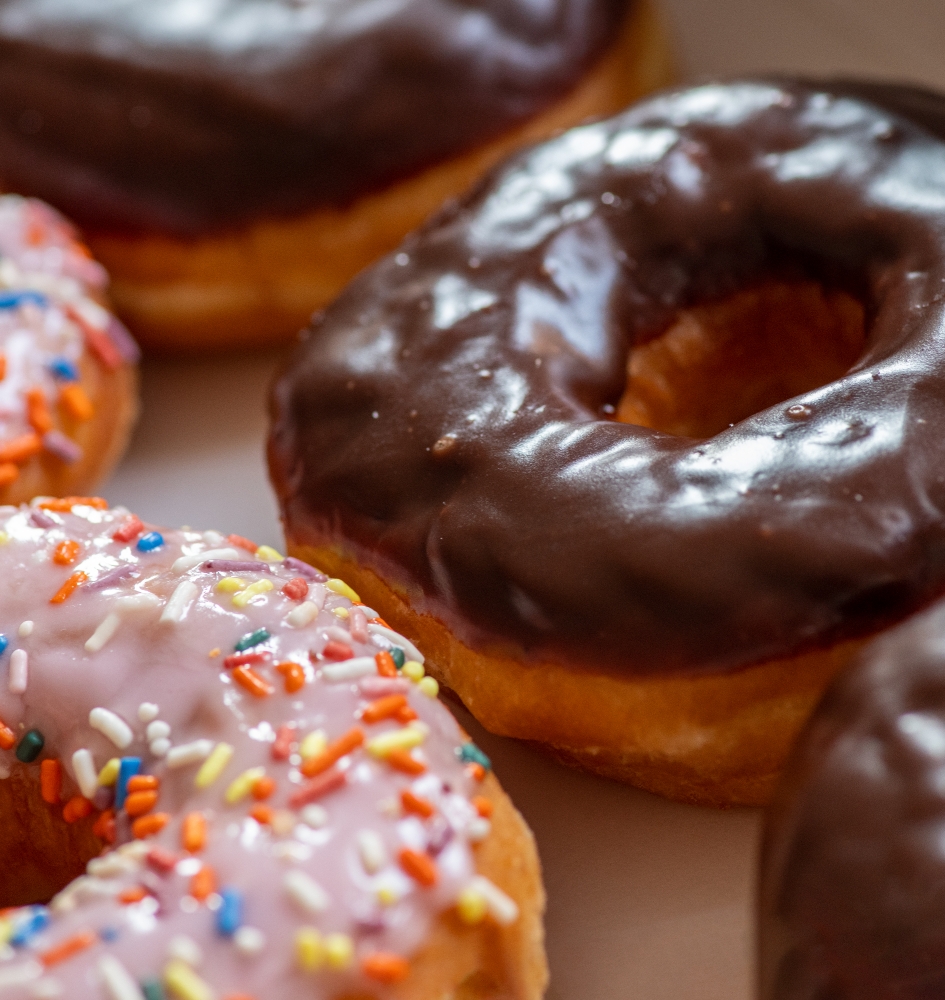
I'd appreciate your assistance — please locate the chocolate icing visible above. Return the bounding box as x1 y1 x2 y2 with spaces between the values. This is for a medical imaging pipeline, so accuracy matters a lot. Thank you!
759 598 945 999
0 0 629 236
269 80 945 678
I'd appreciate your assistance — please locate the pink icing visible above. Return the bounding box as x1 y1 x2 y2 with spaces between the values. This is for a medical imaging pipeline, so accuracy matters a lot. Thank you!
0 502 508 998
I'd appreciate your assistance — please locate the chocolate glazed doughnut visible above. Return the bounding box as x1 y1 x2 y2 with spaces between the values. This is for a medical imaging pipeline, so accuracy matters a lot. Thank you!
759 599 945 999
270 80 945 805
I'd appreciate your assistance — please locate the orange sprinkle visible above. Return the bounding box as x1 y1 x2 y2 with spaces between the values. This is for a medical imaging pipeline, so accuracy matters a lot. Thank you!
59 383 94 422
208 647 221 658
40 759 62 804
132 812 169 839
52 539 81 566
386 748 427 775
0 721 15 752
25 387 53 434
92 809 116 844
118 886 149 905
40 929 97 968
363 953 411 985
395 705 419 724
0 432 41 465
50 570 88 604
182 812 207 853
222 995 256 1000
40 496 108 512
362 694 407 725
472 795 494 818
232 664 275 698
0 354 6 380
227 533 257 552
251 776 276 801
249 804 273 826
25 221 45 246
300 726 364 778
401 790 435 819
125 790 159 817
0 464 18 489
398 848 438 887
466 763 486 782
373 617 393 630
65 306 122 370
190 864 216 901
374 650 397 678
275 660 305 694
62 796 93 824
127 775 159 793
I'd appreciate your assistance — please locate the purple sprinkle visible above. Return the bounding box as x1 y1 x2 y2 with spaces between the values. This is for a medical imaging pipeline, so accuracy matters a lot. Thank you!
93 786 113 811
86 564 138 591
106 317 142 364
427 817 454 857
358 677 410 698
42 430 83 464
202 559 273 574
29 509 56 529
354 915 387 934
282 557 327 582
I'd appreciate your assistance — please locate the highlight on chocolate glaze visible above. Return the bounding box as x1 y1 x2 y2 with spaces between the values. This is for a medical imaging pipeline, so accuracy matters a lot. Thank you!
0 499 545 999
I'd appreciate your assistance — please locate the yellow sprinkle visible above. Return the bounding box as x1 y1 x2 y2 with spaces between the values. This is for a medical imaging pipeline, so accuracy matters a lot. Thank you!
224 766 266 805
255 545 284 563
418 676 439 698
208 648 221 659
97 758 120 787
457 887 487 925
232 579 274 608
402 660 424 682
0 531 8 546
332 607 349 619
324 933 354 970
164 959 214 1000
0 918 12 945
367 725 426 759
216 576 245 593
326 578 359 603
295 927 324 973
299 730 327 760
194 742 234 789
376 885 398 907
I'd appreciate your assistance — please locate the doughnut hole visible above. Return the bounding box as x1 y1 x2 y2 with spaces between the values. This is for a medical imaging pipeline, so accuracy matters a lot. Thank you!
0 763 102 906
617 280 866 437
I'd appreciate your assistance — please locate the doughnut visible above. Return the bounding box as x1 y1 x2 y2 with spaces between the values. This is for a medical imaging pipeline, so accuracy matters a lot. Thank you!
0 500 546 999
0 195 138 505
759 598 945 999
269 79 945 807
0 0 673 352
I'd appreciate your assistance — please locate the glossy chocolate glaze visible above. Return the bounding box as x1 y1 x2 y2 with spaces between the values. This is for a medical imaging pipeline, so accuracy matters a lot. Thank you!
269 79 945 678
0 0 628 236
759 598 945 999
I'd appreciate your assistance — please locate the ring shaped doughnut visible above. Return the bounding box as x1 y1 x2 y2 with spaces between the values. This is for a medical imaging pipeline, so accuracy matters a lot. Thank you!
270 81 945 802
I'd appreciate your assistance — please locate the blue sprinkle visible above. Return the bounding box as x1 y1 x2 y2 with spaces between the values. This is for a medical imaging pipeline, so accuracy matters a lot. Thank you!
10 907 49 946
216 887 243 937
234 628 270 653
142 980 165 1000
99 926 119 942
390 647 405 670
48 357 79 382
458 742 491 771
0 290 46 311
136 532 164 553
0 635 7 657
115 757 141 811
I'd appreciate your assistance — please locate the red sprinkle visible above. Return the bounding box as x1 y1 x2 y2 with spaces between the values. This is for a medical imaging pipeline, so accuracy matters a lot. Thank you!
223 650 271 670
288 767 347 809
112 513 144 543
271 723 296 761
322 640 353 662
147 846 178 873
227 533 257 553
93 809 116 844
281 577 309 601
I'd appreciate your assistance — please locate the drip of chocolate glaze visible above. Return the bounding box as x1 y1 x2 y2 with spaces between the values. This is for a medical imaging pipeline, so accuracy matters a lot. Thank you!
269 79 945 678
0 0 629 236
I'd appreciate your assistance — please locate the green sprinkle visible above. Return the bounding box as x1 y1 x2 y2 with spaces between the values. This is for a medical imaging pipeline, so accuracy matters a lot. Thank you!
234 628 270 653
458 742 491 771
390 647 405 670
142 979 165 1000
15 729 44 763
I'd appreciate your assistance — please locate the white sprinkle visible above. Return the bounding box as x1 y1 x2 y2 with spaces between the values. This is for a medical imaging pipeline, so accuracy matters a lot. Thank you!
357 829 388 874
0 760 10 779
202 530 226 546
467 816 492 843
367 623 425 664
286 600 319 628
137 702 159 723
323 625 353 644
88 707 134 749
321 657 377 682
0 961 42 988
115 592 162 613
9 648 27 693
72 748 98 799
150 738 171 758
166 739 214 769
468 875 519 925
17 620 33 637
300 804 328 828
146 720 170 741
97 956 144 1000
160 580 199 624
85 613 121 653
167 934 202 967
283 870 330 914
233 926 266 956
30 976 62 998
172 547 239 573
